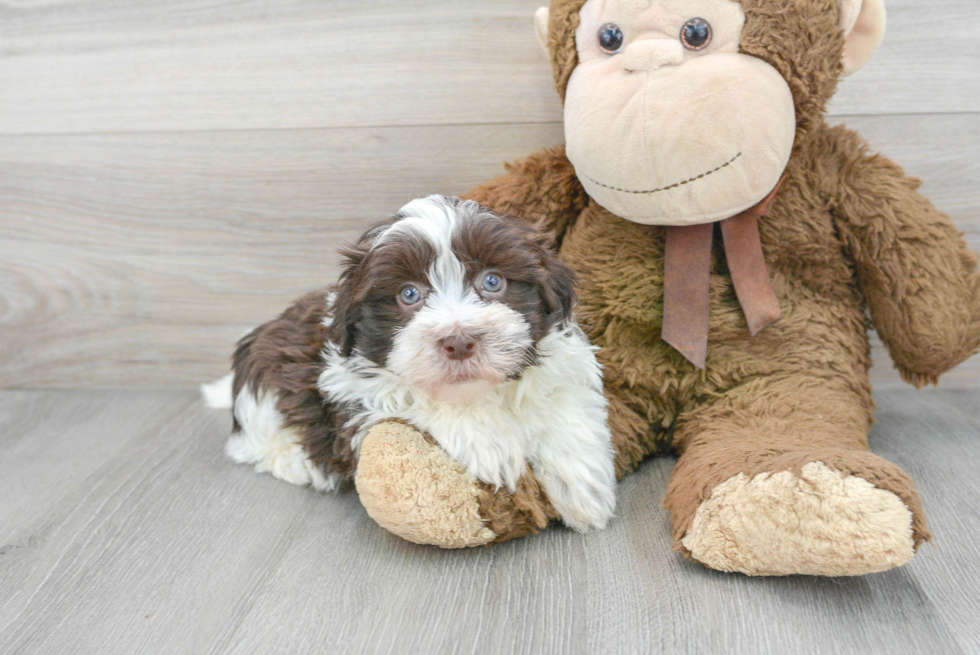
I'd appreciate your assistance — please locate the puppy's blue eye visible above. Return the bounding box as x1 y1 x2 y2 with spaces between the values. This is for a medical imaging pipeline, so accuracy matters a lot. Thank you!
399 285 422 306
481 272 505 294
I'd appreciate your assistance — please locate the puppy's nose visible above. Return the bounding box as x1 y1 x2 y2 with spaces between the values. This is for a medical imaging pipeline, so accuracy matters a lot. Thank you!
439 335 478 361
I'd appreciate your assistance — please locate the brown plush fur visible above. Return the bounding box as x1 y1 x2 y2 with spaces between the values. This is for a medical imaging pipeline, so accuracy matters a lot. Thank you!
463 0 980 551
477 474 559 544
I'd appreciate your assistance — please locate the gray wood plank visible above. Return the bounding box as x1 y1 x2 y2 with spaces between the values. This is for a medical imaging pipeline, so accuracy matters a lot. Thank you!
1 114 978 389
828 1 980 117
0 391 335 654
0 122 565 389
0 0 976 136
0 391 195 539
0 0 561 135
870 391 980 655
1 389 977 654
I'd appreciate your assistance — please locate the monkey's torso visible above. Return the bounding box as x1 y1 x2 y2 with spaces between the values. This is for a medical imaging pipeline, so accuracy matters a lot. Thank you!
557 127 877 458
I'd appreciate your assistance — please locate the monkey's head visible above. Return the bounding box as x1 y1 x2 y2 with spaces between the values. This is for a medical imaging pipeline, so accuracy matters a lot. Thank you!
535 0 886 225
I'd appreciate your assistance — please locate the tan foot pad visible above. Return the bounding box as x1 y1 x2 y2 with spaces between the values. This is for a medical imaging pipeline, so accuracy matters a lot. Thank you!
682 461 915 576
355 421 497 548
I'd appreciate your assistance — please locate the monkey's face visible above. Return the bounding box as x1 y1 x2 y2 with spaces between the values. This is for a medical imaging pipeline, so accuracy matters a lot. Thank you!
563 0 796 226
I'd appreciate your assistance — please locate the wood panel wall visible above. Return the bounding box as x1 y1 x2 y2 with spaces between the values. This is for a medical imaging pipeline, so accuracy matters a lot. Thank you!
1 0 978 389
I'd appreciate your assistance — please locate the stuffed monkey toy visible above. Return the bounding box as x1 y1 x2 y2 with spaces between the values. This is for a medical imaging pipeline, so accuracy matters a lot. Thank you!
353 0 980 575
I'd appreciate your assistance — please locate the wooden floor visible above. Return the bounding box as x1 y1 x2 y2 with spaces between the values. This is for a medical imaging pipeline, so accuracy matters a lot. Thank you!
1 389 978 655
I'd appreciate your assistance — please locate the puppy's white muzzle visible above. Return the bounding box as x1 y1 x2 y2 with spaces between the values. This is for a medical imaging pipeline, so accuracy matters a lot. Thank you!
388 291 533 401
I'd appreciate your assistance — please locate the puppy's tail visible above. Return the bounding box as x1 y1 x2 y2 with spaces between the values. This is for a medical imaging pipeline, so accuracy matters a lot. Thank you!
200 373 234 409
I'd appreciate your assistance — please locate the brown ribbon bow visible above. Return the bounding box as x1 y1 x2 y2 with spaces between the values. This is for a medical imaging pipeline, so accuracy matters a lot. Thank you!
661 177 785 369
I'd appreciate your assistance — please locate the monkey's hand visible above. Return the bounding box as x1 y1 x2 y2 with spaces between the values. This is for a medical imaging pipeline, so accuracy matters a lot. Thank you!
829 126 980 386
462 146 589 247
355 421 558 548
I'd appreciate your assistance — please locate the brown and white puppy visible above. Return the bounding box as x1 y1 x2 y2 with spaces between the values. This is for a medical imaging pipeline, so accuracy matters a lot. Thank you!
208 196 617 533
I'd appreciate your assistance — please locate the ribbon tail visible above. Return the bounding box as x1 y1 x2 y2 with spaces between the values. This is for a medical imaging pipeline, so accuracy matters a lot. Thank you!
662 223 714 369
720 214 781 336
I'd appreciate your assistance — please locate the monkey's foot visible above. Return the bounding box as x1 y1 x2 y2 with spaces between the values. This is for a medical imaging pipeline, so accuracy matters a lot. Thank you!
355 421 556 548
681 461 917 576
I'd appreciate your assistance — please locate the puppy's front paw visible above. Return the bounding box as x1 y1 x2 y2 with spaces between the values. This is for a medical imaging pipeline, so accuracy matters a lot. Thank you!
537 466 617 533
455 440 526 493
530 423 618 533
429 424 525 493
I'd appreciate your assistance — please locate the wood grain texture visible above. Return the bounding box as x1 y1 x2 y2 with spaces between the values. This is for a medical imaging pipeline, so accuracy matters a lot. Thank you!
872 392 980 655
0 0 977 136
1 114 978 389
827 1 980 117
0 389 978 654
0 122 569 389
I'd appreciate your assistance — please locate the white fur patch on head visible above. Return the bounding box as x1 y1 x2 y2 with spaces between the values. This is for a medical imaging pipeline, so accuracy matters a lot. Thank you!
375 194 471 289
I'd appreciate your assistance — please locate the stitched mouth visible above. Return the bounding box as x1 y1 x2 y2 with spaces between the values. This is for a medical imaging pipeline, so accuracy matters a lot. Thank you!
583 152 742 195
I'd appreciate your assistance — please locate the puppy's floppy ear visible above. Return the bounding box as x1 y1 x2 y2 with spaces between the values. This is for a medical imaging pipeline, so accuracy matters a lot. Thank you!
537 235 577 326
329 242 367 357
523 217 576 325
329 218 398 356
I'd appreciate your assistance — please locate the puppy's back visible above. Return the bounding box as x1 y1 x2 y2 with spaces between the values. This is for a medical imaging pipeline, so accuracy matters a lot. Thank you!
227 290 352 490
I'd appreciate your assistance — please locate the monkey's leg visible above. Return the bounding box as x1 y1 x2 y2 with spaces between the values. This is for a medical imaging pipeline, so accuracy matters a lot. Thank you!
664 375 929 576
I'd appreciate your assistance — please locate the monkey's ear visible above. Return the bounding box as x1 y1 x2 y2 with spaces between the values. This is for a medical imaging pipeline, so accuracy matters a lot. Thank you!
534 7 550 57
839 0 886 77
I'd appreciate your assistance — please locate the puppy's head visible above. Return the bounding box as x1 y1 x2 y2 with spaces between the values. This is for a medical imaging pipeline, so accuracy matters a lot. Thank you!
329 195 576 401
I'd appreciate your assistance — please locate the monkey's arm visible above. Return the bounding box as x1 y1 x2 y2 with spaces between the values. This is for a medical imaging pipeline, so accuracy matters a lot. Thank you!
463 146 589 245
826 125 980 386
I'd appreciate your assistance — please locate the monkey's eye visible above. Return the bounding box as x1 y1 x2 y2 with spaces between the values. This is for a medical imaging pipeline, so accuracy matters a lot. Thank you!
398 285 423 306
680 18 712 50
597 23 624 54
480 272 506 295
